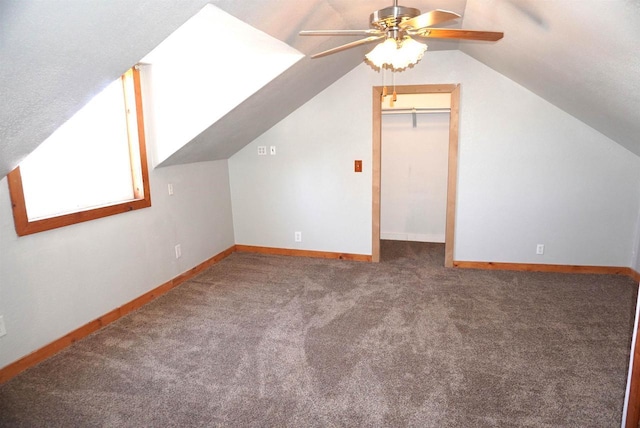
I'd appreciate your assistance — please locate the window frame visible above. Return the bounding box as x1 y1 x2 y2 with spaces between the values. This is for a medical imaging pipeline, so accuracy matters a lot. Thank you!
7 66 151 237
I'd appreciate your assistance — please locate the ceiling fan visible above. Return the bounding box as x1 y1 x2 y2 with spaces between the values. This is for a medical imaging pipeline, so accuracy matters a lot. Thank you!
300 1 503 70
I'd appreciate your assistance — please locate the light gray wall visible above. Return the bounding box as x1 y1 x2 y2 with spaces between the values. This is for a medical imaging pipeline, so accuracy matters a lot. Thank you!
0 160 234 369
228 73 373 254
0 63 236 370
229 50 640 266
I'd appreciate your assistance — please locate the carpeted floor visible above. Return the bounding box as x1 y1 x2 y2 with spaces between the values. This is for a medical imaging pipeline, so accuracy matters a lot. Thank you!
0 241 637 427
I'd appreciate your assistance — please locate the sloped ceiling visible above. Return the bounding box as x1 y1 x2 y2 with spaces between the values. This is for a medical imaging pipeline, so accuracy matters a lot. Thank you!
460 0 640 158
1 0 638 179
0 0 208 178
0 0 464 178
157 0 466 167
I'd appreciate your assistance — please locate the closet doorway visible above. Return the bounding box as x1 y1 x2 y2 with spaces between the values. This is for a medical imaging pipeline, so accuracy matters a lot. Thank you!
372 84 460 266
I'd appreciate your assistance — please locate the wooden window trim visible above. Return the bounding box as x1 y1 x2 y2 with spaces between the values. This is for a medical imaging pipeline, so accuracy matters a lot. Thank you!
7 67 151 237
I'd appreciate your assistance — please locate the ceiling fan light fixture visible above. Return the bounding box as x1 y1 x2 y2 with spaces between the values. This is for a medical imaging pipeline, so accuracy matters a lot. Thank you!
365 36 427 71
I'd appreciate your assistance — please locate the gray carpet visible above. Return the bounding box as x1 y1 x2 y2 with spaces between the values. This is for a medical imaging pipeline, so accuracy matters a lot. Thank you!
1 241 637 427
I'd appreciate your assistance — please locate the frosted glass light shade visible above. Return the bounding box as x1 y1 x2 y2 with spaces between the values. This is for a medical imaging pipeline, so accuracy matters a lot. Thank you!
365 36 427 71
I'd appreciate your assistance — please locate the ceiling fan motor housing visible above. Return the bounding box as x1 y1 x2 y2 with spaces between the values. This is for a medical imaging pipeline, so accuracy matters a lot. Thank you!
370 5 421 40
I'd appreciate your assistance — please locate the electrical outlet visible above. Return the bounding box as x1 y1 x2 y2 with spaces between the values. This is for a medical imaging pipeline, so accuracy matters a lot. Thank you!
294 231 302 242
168 183 174 195
175 244 182 259
257 146 267 156
536 244 544 255
0 316 6 338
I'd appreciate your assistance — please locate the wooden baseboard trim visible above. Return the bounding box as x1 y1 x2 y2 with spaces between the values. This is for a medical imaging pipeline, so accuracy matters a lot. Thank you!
0 245 236 385
2 247 635 385
628 269 640 283
454 260 635 277
235 245 372 262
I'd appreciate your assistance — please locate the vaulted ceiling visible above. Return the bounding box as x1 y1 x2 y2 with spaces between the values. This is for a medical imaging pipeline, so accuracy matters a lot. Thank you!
1 0 638 179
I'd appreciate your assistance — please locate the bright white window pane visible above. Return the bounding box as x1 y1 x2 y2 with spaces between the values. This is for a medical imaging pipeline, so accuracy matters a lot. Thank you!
20 78 134 220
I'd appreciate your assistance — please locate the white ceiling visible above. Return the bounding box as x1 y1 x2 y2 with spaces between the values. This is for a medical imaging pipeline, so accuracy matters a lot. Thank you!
139 5 305 165
1 0 639 178
460 0 640 158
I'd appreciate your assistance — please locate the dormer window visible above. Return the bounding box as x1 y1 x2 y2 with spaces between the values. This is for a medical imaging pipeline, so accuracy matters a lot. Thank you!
7 67 151 236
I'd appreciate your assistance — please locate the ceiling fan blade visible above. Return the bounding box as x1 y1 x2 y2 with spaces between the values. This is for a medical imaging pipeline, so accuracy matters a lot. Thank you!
399 9 461 31
413 28 504 41
300 29 383 37
310 35 385 59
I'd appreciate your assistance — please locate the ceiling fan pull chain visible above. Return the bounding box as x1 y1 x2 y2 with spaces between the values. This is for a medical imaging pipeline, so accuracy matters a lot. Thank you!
392 72 397 103
382 68 388 97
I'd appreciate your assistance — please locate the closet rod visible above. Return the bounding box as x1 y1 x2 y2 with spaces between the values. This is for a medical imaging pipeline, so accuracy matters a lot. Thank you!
381 108 451 115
